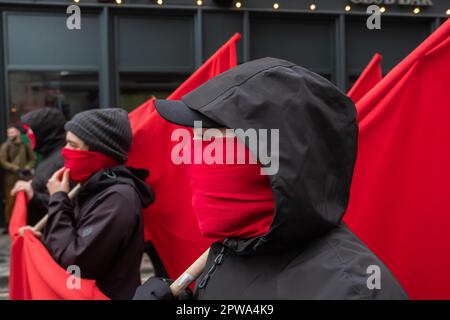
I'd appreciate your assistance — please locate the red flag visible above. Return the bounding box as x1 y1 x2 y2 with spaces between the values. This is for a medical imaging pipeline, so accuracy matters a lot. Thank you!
8 192 28 240
344 19 450 299
347 53 383 104
9 196 108 300
169 33 240 100
127 33 241 279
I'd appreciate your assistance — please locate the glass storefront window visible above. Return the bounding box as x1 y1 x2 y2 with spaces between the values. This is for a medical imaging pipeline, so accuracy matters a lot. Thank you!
119 72 189 112
8 71 99 124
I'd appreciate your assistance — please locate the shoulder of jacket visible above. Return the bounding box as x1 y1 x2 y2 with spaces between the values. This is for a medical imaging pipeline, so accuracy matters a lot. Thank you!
81 183 141 225
99 183 138 202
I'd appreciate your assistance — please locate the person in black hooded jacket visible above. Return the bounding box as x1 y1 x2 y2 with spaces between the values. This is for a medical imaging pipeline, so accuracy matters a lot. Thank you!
11 107 66 226
134 58 408 300
33 108 154 300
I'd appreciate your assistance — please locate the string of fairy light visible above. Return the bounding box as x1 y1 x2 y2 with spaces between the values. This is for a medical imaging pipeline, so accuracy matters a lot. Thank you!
72 1 450 16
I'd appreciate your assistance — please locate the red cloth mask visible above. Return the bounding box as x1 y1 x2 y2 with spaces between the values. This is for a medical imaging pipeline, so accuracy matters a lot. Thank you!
24 125 36 150
62 148 118 183
186 137 274 242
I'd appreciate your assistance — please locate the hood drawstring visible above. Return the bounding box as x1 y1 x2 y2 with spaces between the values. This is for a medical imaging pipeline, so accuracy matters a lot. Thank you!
197 246 226 290
103 169 117 179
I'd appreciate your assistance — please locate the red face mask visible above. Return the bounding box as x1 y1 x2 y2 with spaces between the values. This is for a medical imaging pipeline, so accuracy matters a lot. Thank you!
186 137 274 242
62 148 118 183
24 125 36 150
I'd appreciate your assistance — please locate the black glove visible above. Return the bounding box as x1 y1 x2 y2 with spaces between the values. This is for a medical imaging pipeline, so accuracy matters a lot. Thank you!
133 277 193 300
18 169 34 181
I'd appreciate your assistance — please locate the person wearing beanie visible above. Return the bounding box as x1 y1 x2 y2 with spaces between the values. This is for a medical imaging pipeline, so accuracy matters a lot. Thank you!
27 108 154 300
11 107 66 225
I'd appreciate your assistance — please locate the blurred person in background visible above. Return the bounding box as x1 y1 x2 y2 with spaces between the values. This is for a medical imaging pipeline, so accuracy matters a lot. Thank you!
0 124 35 228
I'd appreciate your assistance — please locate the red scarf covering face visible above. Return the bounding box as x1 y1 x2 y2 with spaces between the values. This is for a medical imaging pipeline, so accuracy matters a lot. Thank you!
23 125 36 150
62 148 118 183
186 137 274 242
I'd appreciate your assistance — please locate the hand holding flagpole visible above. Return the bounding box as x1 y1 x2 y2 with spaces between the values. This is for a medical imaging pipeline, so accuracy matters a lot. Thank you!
169 248 210 298
18 183 81 237
33 183 81 232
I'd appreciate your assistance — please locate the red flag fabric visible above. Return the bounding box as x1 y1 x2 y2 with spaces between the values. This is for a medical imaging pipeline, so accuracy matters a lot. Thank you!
347 53 383 104
8 195 108 300
169 33 240 100
8 192 28 240
127 33 241 279
344 19 450 299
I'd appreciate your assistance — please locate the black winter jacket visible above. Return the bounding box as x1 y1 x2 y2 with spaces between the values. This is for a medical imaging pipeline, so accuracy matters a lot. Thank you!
21 108 66 225
27 145 65 225
43 166 154 299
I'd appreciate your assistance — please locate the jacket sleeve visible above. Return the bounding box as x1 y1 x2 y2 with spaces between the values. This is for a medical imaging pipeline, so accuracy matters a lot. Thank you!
43 190 137 279
28 191 50 215
0 143 19 172
133 277 193 300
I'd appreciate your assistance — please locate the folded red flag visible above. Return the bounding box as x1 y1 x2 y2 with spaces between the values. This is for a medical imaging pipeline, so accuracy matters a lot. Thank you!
127 33 241 279
347 53 383 104
344 19 450 299
9 195 108 300
8 191 28 240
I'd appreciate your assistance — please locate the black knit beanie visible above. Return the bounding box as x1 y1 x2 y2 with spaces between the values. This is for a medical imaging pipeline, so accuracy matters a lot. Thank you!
65 108 132 163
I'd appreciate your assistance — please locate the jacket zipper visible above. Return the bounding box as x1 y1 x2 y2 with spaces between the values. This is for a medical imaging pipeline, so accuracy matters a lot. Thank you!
197 245 226 290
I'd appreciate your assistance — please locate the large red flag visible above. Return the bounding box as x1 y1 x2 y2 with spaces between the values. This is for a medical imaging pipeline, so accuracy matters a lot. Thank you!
344 19 450 299
8 195 108 300
347 53 383 104
127 33 241 279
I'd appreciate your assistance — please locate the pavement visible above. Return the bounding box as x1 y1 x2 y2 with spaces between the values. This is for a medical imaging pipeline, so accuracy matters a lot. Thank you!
0 230 10 300
0 228 154 300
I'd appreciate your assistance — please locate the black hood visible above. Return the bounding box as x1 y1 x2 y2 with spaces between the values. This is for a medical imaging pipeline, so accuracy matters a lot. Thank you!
182 57 358 254
21 107 66 156
78 165 154 209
